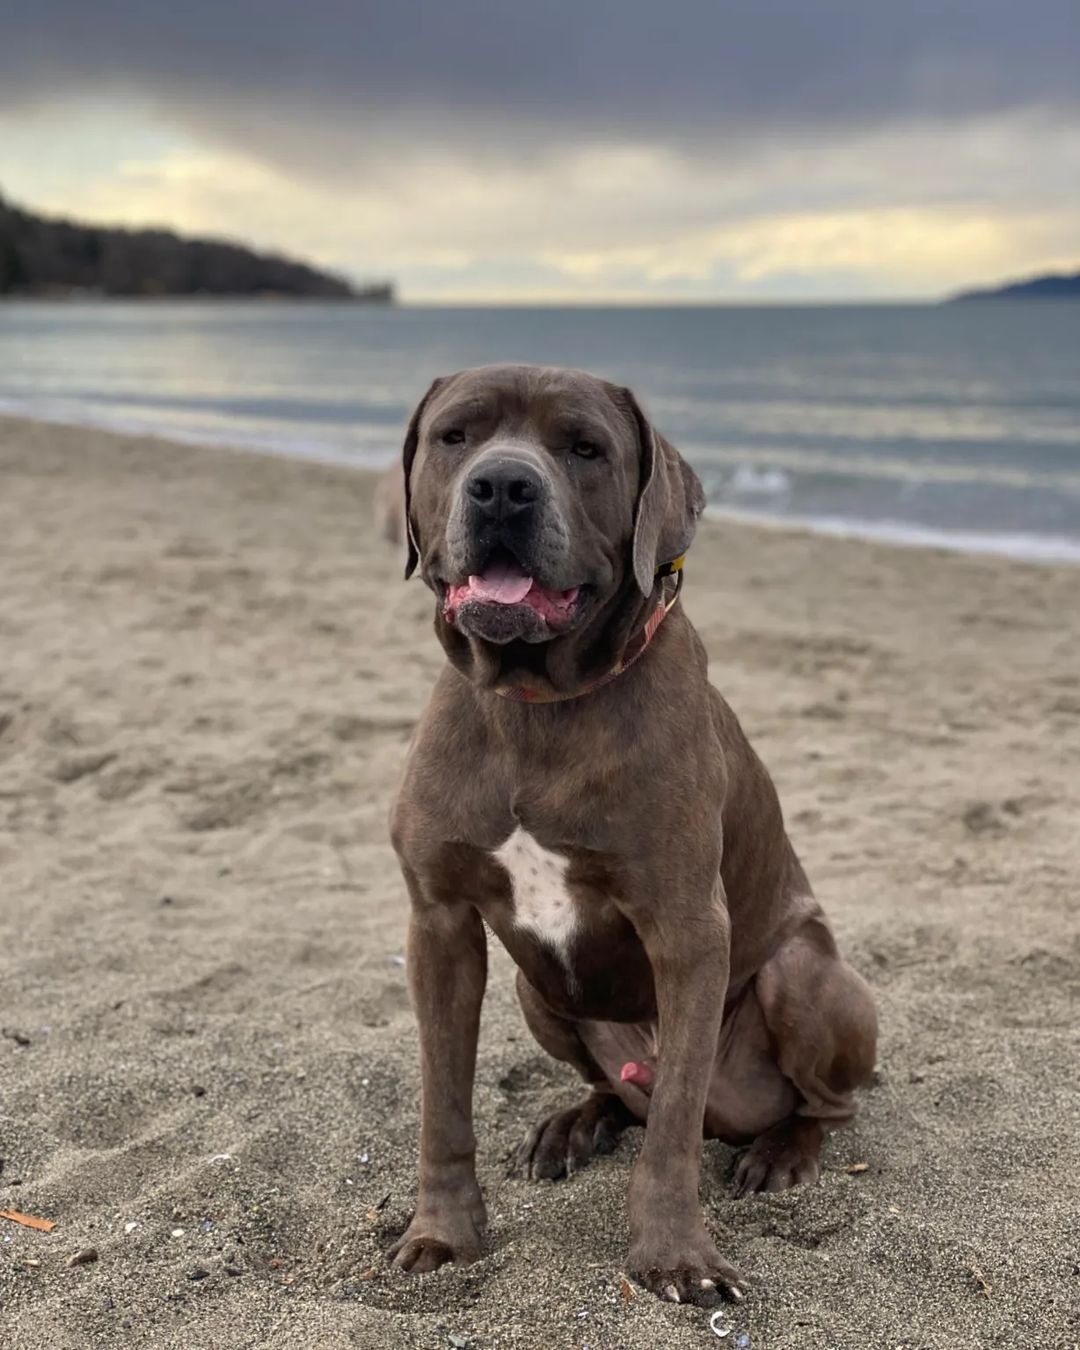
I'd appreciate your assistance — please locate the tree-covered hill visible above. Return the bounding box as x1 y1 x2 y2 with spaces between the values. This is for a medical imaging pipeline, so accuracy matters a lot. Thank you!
0 191 392 300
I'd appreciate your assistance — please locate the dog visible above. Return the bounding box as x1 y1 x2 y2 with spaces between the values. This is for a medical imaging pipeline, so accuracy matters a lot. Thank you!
388 364 877 1304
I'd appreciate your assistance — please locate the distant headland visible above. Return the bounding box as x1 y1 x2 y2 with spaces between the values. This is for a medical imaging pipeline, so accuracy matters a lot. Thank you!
0 191 393 301
950 270 1080 302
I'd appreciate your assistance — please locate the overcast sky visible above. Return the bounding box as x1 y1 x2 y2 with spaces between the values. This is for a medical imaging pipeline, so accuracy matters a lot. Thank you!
1 1 1078 300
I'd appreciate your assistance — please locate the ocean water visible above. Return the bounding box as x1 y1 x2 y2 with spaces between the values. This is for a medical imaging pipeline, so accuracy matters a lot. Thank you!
2 300 1079 561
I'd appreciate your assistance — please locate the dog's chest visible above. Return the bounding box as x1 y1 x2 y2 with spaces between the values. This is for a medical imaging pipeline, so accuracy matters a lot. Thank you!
492 827 579 959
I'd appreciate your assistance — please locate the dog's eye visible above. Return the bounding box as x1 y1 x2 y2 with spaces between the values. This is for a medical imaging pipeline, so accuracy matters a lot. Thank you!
441 428 466 446
572 440 601 460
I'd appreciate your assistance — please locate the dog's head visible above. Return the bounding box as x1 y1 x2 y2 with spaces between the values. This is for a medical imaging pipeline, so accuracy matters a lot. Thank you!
401 364 704 692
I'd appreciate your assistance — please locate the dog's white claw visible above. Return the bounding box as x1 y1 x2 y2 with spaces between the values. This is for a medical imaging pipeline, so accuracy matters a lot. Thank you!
664 1283 681 1303
730 1285 745 1301
700 1278 716 1289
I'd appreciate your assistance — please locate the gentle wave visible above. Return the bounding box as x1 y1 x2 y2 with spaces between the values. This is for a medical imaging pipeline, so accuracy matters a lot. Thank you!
4 396 1079 564
727 465 793 496
13 390 1069 498
0 395 388 468
687 441 1080 494
705 506 1080 563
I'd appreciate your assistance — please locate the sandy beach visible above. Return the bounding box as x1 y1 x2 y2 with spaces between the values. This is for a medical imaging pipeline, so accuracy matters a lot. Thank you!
1 414 1078 1350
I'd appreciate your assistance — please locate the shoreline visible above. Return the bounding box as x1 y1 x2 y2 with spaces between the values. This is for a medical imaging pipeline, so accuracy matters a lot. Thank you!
3 406 1078 567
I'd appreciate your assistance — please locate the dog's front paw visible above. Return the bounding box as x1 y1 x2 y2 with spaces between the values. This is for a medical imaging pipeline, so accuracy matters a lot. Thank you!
388 1207 486 1275
628 1225 746 1307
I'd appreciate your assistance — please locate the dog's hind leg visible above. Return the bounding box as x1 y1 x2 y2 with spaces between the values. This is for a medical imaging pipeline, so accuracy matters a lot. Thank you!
512 971 638 1180
733 913 877 1196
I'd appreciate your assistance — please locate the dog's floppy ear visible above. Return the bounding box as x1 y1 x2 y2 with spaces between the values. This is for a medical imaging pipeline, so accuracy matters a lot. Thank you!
624 388 706 597
401 376 445 580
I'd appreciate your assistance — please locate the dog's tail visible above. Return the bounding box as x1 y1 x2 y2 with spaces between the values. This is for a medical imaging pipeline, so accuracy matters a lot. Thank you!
374 464 406 546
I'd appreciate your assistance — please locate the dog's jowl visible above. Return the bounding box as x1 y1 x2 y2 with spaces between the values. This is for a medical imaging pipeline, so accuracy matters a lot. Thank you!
389 364 878 1304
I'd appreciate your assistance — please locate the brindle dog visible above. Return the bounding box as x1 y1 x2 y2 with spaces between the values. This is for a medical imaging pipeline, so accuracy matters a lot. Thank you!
388 364 877 1304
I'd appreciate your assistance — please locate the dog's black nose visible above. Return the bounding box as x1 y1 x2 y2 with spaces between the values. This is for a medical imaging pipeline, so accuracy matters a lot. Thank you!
465 459 543 520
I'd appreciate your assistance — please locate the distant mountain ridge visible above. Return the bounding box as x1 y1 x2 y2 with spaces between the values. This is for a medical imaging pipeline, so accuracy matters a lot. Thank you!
951 270 1080 302
0 191 392 301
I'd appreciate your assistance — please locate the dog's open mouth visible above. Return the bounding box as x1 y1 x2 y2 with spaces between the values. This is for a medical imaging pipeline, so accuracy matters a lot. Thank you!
443 552 581 643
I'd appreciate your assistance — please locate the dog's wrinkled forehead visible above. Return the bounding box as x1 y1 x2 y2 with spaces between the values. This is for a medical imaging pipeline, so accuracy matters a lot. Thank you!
421 364 637 453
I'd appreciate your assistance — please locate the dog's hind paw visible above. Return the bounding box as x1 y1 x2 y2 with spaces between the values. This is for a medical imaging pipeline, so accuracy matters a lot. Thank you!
512 1090 635 1181
732 1117 824 1196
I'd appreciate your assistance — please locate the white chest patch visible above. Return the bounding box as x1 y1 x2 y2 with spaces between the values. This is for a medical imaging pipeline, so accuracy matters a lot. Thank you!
493 827 579 961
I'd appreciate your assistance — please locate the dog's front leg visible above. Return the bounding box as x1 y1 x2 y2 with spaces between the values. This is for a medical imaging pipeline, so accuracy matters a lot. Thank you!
622 878 745 1305
389 886 488 1274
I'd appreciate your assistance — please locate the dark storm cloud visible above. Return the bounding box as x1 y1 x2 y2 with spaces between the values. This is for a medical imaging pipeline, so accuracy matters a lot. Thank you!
3 0 1078 142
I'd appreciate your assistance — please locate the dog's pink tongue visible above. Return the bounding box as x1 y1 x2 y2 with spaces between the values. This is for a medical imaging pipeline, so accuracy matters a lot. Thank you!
468 557 534 605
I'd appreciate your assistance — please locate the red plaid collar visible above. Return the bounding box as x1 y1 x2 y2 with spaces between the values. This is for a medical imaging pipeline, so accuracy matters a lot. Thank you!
493 569 684 704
